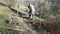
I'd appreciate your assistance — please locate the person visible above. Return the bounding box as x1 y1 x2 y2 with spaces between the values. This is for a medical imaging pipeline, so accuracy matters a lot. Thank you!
28 4 35 20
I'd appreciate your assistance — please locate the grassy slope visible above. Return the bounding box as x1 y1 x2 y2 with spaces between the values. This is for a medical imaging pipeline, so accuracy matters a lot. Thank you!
0 5 24 34
0 5 9 28
0 5 10 34
0 3 44 34
0 4 36 34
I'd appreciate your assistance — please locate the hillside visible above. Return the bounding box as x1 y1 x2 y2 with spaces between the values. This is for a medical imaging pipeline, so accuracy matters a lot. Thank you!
0 0 60 34
0 3 39 34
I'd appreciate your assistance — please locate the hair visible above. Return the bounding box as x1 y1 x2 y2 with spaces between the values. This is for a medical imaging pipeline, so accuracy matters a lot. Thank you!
28 3 32 11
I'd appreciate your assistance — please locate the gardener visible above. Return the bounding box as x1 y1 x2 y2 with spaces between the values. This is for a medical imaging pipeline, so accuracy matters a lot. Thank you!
28 4 35 20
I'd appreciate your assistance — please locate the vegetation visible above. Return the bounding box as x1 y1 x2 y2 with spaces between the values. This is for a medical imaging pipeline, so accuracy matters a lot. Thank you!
0 0 60 34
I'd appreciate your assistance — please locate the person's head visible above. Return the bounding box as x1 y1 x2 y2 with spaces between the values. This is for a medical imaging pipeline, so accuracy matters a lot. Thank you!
28 3 30 8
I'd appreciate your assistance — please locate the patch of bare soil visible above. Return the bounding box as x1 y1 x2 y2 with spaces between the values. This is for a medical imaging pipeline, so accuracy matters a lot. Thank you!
3 7 15 14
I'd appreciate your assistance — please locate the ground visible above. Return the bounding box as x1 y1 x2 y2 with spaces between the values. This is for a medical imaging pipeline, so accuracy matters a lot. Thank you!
0 4 39 34
0 2 60 34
